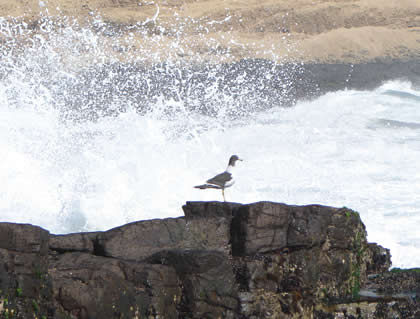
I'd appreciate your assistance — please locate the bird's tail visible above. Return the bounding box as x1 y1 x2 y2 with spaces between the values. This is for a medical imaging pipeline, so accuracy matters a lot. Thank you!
194 184 221 189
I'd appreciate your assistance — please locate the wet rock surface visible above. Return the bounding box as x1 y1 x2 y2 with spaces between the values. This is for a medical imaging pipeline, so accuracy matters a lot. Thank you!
367 269 420 295
0 201 418 318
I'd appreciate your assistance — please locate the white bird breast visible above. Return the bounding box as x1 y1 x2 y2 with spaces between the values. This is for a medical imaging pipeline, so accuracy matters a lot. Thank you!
224 178 235 188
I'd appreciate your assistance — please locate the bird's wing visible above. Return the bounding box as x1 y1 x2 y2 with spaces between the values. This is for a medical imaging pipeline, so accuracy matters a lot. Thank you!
206 172 232 187
194 184 222 189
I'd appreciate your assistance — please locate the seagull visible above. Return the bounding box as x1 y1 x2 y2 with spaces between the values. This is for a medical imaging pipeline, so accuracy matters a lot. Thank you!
194 155 243 201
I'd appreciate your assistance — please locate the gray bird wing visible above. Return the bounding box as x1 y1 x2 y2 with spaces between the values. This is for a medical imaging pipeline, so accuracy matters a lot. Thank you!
206 171 232 187
194 184 222 189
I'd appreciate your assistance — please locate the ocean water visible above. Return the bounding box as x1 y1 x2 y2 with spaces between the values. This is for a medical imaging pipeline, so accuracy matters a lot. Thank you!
1 15 420 268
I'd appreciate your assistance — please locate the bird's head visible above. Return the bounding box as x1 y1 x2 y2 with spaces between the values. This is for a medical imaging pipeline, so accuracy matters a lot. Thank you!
228 155 243 167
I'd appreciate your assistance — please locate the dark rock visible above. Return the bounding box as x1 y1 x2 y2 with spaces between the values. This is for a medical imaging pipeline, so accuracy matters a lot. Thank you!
231 202 290 256
367 243 392 274
96 217 187 261
0 223 49 254
49 232 100 254
96 213 232 261
0 223 52 318
229 203 369 300
182 201 242 219
367 268 420 295
0 201 417 318
147 249 238 318
48 252 181 318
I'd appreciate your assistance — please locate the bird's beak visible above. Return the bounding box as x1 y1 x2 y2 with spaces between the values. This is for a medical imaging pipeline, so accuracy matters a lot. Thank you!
239 158 243 161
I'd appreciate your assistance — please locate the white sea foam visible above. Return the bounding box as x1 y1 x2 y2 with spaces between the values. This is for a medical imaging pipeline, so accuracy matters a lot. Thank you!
0 15 419 268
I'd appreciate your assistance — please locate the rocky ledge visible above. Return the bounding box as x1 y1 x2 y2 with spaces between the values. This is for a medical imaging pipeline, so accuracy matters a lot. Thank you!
0 201 418 318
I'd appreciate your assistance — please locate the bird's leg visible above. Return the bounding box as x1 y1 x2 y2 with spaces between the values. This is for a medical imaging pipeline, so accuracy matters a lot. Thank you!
222 189 226 202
